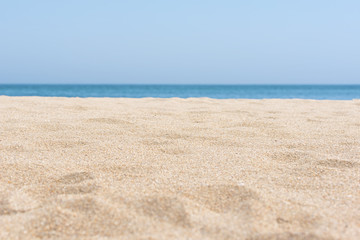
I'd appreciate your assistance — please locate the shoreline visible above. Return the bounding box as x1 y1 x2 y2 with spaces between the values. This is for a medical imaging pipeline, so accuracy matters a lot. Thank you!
1 95 359 100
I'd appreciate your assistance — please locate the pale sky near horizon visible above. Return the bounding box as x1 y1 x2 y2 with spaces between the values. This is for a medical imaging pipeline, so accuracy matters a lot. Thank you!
0 1 359 84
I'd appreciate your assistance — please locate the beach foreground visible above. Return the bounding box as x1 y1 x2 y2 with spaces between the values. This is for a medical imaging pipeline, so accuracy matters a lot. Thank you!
0 96 359 239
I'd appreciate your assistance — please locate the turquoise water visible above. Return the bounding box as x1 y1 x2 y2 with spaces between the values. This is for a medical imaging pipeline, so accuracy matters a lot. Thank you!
0 85 359 99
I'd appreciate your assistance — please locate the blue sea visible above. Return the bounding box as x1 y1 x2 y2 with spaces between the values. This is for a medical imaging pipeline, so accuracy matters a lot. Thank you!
0 84 359 100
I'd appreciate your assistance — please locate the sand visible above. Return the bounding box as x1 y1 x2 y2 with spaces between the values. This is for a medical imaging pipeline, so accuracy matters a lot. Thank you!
0 96 359 239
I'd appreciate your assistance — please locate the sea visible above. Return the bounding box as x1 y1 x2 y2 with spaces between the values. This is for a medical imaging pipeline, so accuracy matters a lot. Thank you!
0 84 359 100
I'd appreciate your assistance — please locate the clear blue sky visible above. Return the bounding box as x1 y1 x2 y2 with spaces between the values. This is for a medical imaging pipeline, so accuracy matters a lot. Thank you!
0 0 359 84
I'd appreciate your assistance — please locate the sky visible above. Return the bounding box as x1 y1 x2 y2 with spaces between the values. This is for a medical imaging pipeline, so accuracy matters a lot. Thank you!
0 0 359 84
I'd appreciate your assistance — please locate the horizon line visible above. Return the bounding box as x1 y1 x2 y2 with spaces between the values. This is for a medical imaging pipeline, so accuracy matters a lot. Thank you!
1 83 360 86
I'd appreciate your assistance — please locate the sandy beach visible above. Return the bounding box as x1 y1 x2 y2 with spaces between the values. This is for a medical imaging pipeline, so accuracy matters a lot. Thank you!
0 96 359 239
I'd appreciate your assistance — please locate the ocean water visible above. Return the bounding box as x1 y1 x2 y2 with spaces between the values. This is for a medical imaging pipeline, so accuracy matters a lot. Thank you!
0 84 359 100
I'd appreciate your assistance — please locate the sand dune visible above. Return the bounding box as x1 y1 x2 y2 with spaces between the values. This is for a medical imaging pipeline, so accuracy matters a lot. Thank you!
0 96 359 239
